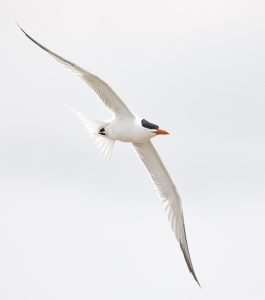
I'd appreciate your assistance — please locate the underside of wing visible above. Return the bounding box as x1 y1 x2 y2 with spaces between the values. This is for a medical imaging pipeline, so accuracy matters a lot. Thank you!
18 25 134 118
133 141 199 285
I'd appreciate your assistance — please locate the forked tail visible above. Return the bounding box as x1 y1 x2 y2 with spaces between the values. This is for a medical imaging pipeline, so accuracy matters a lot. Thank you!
67 106 115 160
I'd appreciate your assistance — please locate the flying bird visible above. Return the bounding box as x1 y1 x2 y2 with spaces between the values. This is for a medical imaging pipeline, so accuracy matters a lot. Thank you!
18 25 200 285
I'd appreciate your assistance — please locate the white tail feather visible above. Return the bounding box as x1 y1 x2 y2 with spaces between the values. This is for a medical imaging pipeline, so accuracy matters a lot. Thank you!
67 106 115 160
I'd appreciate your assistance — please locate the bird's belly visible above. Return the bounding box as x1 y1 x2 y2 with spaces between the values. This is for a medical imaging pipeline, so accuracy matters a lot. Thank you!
112 130 148 143
106 123 152 143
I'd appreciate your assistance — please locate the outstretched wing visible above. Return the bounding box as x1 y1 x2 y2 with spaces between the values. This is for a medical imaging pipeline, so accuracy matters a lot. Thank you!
18 25 134 118
133 141 199 285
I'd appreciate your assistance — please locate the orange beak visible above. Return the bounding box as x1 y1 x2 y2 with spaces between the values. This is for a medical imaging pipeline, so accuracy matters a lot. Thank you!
154 129 170 135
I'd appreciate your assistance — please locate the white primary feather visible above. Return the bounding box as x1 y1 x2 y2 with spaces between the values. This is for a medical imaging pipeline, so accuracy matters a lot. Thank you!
133 141 199 285
18 25 134 118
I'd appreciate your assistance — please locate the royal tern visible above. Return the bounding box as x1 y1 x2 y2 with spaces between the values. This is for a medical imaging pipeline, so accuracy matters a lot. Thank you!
19 25 200 285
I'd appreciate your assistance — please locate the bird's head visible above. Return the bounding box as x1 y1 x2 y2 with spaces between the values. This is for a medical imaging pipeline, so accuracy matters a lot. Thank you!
141 119 170 136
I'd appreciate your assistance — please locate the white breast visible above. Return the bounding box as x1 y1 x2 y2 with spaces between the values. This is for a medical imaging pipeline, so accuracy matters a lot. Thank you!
105 117 155 143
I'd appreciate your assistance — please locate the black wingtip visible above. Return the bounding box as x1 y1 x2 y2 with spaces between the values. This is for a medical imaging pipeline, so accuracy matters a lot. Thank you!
179 241 201 287
16 22 24 33
189 262 201 287
189 264 201 287
17 23 31 40
17 23 32 42
194 275 201 288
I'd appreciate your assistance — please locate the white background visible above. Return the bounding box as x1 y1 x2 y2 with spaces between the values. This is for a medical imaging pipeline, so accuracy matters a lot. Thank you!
1 0 265 299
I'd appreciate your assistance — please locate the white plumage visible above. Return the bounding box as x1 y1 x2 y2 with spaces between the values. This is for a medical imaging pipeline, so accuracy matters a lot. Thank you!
19 25 200 285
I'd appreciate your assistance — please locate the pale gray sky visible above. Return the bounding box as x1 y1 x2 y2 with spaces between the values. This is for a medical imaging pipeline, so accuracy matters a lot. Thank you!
1 0 265 299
